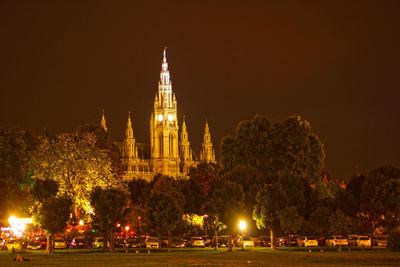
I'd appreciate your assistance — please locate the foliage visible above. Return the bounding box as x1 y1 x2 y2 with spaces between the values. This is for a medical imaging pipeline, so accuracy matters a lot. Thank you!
145 176 185 237
77 124 125 180
253 183 288 231
38 196 72 235
329 209 350 235
309 206 331 237
90 187 128 251
278 206 304 235
30 179 71 253
30 131 121 218
388 231 400 251
183 163 218 214
0 128 38 219
220 114 325 184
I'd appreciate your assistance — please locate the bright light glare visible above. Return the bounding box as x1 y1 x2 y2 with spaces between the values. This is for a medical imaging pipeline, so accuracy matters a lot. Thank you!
125 226 130 231
8 216 33 238
79 220 84 226
239 220 246 231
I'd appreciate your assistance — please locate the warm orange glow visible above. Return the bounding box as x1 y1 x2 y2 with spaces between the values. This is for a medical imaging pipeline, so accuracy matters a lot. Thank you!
239 220 246 231
125 226 130 231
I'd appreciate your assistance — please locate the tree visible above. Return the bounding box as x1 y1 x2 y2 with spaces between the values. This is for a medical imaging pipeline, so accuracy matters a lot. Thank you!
30 132 120 223
145 176 185 252
220 115 325 184
39 197 72 253
202 180 245 251
90 187 128 252
329 209 350 252
359 165 400 247
0 128 38 219
183 163 218 214
278 207 304 252
253 183 288 250
309 206 331 239
31 179 71 254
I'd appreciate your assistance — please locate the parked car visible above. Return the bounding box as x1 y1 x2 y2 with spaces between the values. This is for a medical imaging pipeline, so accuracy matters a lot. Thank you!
5 239 22 251
189 236 205 247
357 236 371 247
27 238 42 250
304 237 319 247
146 237 159 249
260 236 271 247
375 236 388 248
171 237 186 248
70 237 91 248
242 237 255 247
93 237 104 248
125 237 145 248
212 235 230 248
325 236 348 247
284 235 299 247
348 235 359 246
54 238 68 249
297 236 306 247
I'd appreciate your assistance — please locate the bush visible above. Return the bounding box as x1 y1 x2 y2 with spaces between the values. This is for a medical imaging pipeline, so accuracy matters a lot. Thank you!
388 231 400 251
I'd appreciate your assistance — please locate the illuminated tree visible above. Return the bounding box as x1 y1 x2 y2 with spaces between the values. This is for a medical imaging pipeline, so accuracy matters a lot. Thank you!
30 132 120 222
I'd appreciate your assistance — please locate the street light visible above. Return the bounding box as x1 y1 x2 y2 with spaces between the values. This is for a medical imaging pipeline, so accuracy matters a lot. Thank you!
239 220 246 251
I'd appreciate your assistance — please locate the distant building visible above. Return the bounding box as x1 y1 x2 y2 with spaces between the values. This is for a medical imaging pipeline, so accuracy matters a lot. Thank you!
101 49 216 181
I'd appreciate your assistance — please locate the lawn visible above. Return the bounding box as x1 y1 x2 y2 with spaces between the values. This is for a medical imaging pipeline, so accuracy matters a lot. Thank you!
1 247 399 266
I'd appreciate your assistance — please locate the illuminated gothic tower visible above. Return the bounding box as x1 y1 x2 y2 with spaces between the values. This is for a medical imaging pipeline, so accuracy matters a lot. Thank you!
124 112 138 174
200 121 216 163
150 48 180 176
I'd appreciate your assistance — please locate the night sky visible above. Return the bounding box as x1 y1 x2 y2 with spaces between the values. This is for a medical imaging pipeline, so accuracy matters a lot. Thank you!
1 0 399 179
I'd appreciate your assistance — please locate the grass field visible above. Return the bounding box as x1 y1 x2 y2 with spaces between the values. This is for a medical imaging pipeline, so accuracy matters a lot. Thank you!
1 247 399 266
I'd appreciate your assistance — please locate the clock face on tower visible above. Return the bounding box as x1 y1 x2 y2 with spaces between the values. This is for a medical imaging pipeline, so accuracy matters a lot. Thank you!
157 114 164 122
168 114 173 121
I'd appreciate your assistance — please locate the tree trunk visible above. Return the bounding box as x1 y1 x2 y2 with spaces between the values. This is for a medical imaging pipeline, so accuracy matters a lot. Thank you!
270 229 276 250
158 233 162 251
288 234 292 252
228 235 232 252
338 229 342 252
214 227 218 251
103 230 109 252
370 228 374 249
110 230 115 252
168 231 172 253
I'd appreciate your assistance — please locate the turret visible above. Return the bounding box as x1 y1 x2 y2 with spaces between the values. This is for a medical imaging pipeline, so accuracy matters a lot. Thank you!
200 120 216 163
180 116 192 162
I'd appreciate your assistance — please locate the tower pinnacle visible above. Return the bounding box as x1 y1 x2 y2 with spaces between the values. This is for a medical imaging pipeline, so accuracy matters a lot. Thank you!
101 109 107 132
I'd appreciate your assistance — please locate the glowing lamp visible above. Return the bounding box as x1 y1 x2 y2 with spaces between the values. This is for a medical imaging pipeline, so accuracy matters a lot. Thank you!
168 114 173 121
125 226 130 231
239 220 246 231
158 114 164 122
79 220 84 226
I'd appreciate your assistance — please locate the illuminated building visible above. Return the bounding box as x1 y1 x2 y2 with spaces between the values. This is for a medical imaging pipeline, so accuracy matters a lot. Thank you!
102 48 216 180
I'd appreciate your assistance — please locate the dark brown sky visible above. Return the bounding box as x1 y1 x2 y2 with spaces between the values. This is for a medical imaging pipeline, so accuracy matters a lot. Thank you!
1 0 399 179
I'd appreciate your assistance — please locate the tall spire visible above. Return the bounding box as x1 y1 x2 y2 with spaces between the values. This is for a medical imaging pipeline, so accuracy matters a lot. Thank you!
160 47 170 85
101 109 107 132
200 120 216 163
126 111 133 138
